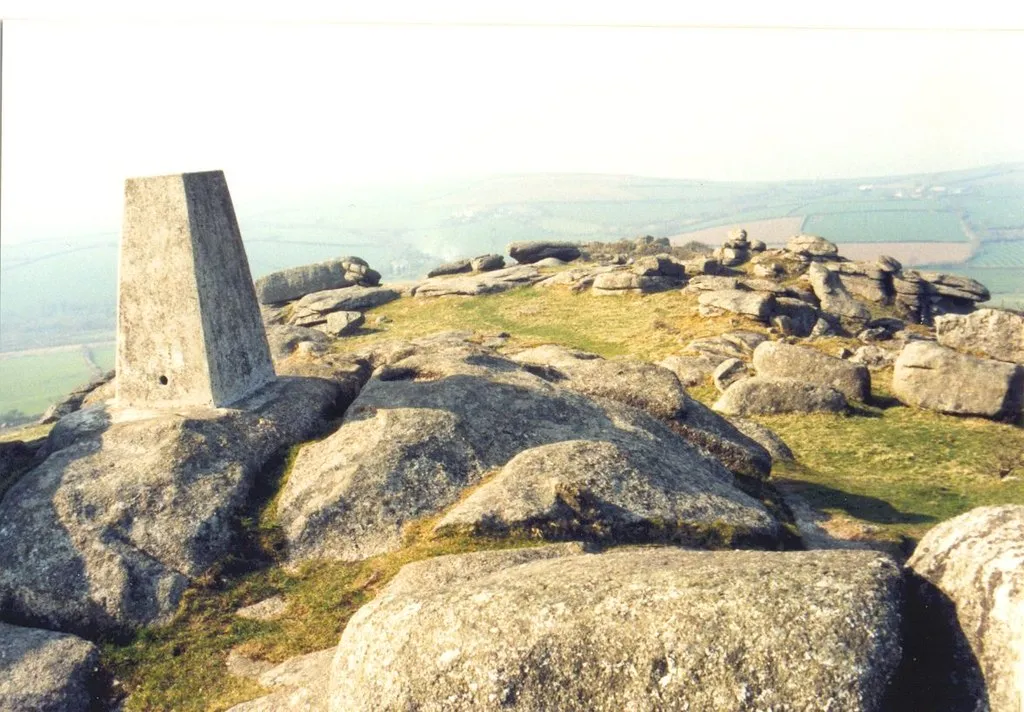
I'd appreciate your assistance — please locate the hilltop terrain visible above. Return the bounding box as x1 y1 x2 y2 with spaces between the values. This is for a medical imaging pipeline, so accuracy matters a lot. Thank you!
1 231 1022 711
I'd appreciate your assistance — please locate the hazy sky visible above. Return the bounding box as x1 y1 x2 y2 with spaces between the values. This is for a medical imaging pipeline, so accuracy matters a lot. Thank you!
3 5 1024 241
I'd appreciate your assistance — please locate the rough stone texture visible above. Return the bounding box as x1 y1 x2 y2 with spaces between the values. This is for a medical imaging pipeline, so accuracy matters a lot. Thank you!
631 254 686 279
730 418 794 462
0 622 99 712
829 262 893 305
772 297 819 337
266 325 332 360
435 438 778 543
892 341 1024 418
851 345 898 371
276 342 777 562
470 254 505 272
935 308 1024 364
117 171 276 408
671 397 773 481
807 263 872 326
713 376 848 416
316 310 365 337
786 233 839 258
877 255 902 273
507 241 581 264
289 286 400 326
919 271 991 302
907 506 1024 712
226 648 334 712
712 357 748 392
682 275 740 293
657 353 723 387
413 266 543 298
330 546 903 712
697 289 774 322
427 259 472 278
682 257 721 276
0 377 342 637
254 257 379 305
752 341 871 402
591 270 643 294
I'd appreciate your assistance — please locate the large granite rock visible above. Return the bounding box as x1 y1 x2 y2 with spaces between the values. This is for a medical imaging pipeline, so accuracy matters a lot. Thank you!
276 340 779 562
892 341 1024 418
470 254 505 272
266 325 332 360
413 266 543 298
330 545 903 712
0 377 342 637
713 376 847 416
0 622 100 712
918 271 991 302
752 341 871 402
507 241 581 264
289 286 400 327
907 506 1024 712
255 257 380 305
935 308 1024 364
829 261 893 304
427 259 472 278
807 263 872 326
786 233 839 258
697 289 775 322
226 648 333 712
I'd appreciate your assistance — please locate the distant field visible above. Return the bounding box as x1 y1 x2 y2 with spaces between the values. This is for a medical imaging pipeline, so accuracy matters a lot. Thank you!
837 241 975 266
667 217 805 247
0 347 108 418
802 210 966 243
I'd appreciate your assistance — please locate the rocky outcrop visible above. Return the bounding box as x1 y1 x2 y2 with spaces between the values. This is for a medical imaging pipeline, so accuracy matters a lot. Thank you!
713 377 847 416
892 341 1023 418
470 254 505 272
330 545 903 712
697 289 775 321
752 341 871 402
38 370 115 425
276 339 780 563
772 297 820 336
0 377 342 637
850 344 898 371
0 622 100 712
507 241 581 264
787 233 839 259
828 261 893 305
266 325 332 360
434 438 777 544
807 263 871 327
907 506 1024 712
315 310 364 337
893 270 990 326
935 308 1024 364
289 286 401 327
255 257 380 305
413 266 544 298
630 254 687 279
712 357 748 392
730 418 795 462
426 259 472 278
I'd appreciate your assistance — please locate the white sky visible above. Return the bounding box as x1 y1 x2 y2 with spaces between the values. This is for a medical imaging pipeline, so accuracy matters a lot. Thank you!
3 2 1024 241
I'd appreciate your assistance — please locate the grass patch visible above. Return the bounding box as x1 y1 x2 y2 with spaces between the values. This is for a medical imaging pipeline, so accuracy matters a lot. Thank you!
0 349 100 418
342 287 766 361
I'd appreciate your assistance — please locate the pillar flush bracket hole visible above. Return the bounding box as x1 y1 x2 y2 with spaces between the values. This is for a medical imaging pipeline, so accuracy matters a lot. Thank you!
159 375 169 386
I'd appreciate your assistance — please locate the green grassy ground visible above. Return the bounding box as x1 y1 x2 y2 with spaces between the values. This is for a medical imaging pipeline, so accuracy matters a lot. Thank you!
0 348 105 418
802 209 966 243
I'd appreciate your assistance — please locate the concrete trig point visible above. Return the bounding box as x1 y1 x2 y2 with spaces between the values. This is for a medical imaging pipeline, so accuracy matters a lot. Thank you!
115 171 276 408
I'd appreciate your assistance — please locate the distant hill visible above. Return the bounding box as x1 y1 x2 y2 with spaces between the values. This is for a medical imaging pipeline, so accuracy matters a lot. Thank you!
2 164 1023 352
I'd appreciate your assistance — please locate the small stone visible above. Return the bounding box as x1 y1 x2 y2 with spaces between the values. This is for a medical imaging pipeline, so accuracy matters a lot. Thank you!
236 594 288 621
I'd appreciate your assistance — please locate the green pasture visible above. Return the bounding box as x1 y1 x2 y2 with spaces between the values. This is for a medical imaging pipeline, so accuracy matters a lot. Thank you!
803 209 966 243
0 347 111 419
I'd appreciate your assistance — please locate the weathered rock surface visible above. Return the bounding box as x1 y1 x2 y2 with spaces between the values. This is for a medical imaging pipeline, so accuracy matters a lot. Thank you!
38 370 114 425
787 233 839 258
470 254 505 272
772 296 819 336
277 340 779 562
316 310 364 337
918 271 991 302
235 595 288 622
330 545 903 712
892 341 1024 418
850 344 898 371
507 241 581 264
413 266 543 298
435 438 778 544
0 377 342 637
266 325 332 360
657 353 723 386
255 257 380 305
829 261 893 304
730 418 794 462
426 259 472 278
227 648 334 712
289 286 400 327
907 506 1024 712
697 289 774 321
753 341 871 402
713 376 848 416
807 263 872 326
712 357 748 392
0 622 100 712
631 254 686 279
935 308 1024 364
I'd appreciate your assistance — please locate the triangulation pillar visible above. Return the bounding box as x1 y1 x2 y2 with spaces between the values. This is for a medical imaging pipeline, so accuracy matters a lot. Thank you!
116 171 276 408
